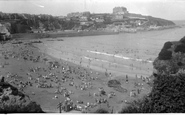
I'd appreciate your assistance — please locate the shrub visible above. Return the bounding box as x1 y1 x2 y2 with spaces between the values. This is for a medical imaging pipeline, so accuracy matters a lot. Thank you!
120 74 185 113
0 101 44 113
158 42 173 60
0 82 44 113
177 61 183 66
154 52 185 75
174 43 185 53
119 97 152 113
107 79 127 93
150 74 185 113
1 96 10 102
163 42 173 50
107 79 121 87
158 49 172 60
95 108 109 113
179 36 185 44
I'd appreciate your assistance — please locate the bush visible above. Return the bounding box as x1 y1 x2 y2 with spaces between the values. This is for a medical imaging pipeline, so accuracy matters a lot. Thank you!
163 42 173 50
119 97 152 113
175 43 185 53
154 52 185 75
0 82 44 113
0 101 44 113
179 36 185 44
158 42 173 60
95 108 109 113
151 74 185 112
158 50 172 60
107 79 121 87
107 79 127 93
120 74 185 113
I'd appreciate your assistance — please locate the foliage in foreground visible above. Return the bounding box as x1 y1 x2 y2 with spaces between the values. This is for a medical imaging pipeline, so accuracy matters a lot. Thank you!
0 101 44 113
120 73 185 113
94 108 109 113
0 82 44 113
158 41 173 60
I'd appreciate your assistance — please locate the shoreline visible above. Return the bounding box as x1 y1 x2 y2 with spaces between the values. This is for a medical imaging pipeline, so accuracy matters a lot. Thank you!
11 26 180 40
12 30 119 40
35 39 153 78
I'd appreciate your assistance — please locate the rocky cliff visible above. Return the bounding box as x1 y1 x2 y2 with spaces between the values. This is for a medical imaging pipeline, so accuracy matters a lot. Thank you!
153 36 185 75
0 77 44 113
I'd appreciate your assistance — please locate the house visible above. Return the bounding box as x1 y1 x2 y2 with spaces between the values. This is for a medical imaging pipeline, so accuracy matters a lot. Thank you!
90 15 105 23
80 21 94 26
71 17 80 21
66 17 71 21
79 16 89 22
31 27 45 33
113 22 124 26
112 14 124 21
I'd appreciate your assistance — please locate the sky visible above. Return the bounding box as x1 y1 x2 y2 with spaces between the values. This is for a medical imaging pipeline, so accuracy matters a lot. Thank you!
0 0 185 20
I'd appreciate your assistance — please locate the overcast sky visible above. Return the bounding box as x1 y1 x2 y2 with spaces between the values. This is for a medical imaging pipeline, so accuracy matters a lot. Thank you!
0 0 185 20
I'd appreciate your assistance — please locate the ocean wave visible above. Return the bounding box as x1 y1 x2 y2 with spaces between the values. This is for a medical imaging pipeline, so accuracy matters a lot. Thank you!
86 50 153 63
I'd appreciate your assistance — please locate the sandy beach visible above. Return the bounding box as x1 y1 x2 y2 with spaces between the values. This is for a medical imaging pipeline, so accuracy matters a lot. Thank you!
36 27 185 78
1 27 185 113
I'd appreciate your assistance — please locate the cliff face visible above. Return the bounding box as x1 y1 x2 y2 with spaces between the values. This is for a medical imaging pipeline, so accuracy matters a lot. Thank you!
0 78 44 113
146 16 175 27
153 36 185 75
127 13 175 27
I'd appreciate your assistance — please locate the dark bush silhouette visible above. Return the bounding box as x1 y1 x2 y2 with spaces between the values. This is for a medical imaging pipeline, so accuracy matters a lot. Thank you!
158 50 172 60
119 97 152 113
0 101 44 113
163 42 173 49
120 74 185 113
158 42 173 60
174 43 185 53
95 108 109 113
107 79 121 87
177 62 183 66
0 82 44 113
180 36 185 44
107 79 127 93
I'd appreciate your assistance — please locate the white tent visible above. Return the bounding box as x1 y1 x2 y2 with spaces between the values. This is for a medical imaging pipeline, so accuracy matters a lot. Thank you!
0 24 10 35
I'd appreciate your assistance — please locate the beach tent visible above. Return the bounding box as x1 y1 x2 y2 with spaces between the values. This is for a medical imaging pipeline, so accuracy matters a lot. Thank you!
0 23 10 34
0 23 11 40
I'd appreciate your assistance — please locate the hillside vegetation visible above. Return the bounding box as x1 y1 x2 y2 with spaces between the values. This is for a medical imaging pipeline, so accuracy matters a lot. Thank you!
0 11 175 34
0 79 44 113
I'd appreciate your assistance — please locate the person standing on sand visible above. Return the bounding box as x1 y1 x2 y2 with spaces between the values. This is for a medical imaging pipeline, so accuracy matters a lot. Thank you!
0 76 5 82
80 58 82 65
126 75 128 83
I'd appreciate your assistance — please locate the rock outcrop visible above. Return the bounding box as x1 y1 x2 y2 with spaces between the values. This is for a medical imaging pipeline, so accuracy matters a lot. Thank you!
0 79 44 113
153 36 185 75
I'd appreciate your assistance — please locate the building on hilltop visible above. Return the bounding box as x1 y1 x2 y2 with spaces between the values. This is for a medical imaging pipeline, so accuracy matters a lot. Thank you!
113 7 128 15
82 11 91 17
